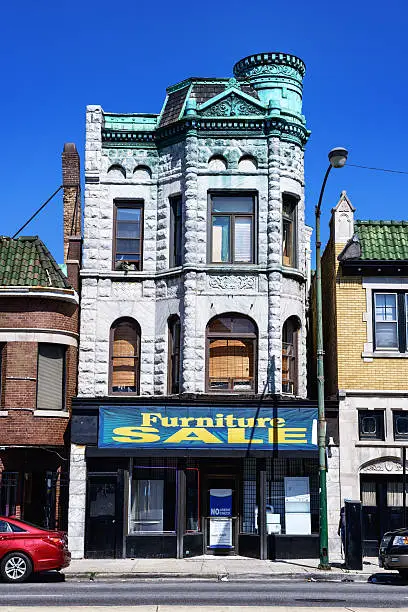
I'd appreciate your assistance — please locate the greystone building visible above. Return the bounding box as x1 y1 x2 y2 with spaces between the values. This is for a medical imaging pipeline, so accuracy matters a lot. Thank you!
69 52 322 560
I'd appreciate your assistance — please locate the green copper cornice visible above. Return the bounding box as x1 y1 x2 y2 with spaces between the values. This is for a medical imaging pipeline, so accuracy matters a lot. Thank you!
104 113 158 131
234 52 306 79
233 52 306 116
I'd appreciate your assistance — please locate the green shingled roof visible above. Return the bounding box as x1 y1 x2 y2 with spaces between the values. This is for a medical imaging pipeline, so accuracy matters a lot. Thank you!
355 220 408 260
0 236 70 288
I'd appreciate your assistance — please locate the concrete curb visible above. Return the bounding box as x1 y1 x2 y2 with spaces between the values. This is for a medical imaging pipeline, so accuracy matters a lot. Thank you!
63 571 372 583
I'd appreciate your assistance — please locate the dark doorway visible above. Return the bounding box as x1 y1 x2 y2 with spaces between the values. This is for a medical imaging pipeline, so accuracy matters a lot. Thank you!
361 475 405 556
85 472 124 558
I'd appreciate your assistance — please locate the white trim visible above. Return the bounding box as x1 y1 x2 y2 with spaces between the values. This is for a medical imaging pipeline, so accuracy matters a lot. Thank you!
362 278 408 355
340 389 408 396
362 351 408 359
0 411 8 417
0 330 77 346
33 410 70 418
0 287 78 304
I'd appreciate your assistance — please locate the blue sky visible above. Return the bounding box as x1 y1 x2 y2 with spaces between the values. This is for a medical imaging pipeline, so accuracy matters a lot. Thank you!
1 0 407 262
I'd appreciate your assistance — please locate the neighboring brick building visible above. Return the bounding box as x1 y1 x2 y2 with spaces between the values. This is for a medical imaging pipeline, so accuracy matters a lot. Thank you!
0 144 81 529
320 191 408 555
69 52 321 561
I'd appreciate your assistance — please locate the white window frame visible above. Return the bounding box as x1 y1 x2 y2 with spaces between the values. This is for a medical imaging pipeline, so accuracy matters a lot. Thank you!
374 292 398 351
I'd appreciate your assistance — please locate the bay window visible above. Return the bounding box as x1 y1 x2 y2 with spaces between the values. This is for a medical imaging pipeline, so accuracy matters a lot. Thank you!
206 314 257 392
114 201 143 271
210 193 255 264
282 194 297 267
110 318 140 394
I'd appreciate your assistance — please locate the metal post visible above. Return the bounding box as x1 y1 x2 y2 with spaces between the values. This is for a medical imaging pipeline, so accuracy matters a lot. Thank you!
316 165 332 570
257 459 267 560
403 447 407 527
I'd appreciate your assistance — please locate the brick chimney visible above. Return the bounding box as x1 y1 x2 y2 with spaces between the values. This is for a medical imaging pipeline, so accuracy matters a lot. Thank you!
62 143 81 291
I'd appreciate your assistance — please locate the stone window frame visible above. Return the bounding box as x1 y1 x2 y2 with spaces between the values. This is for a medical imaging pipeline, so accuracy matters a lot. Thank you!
169 194 183 268
358 409 385 441
112 199 144 272
207 190 257 265
167 314 181 395
205 313 258 394
109 317 141 396
362 278 408 360
393 410 408 440
282 192 299 269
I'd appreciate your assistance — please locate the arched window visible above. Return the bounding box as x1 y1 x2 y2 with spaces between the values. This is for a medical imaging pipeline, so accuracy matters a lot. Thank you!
206 314 257 392
110 318 140 394
168 315 181 394
282 316 300 395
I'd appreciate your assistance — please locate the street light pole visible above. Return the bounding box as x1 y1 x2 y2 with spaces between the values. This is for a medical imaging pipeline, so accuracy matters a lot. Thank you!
315 147 348 570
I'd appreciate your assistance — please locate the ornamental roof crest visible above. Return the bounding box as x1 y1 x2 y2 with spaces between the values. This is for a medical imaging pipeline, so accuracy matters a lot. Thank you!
198 88 266 118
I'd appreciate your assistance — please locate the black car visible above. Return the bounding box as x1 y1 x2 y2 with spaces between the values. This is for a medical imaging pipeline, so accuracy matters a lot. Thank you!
379 528 408 578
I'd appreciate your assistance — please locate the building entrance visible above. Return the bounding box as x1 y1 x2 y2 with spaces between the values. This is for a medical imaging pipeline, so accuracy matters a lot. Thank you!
201 462 240 554
361 475 406 556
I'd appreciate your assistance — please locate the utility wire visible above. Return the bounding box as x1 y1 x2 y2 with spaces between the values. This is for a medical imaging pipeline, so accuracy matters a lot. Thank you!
348 163 408 175
12 185 63 239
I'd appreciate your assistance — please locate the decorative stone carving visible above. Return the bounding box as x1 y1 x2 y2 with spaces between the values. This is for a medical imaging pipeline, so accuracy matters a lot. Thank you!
360 458 402 473
200 94 264 118
111 283 142 300
208 275 257 291
240 64 301 80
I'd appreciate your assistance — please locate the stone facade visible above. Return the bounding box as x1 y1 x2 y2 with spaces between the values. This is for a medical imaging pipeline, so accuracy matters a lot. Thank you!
70 53 313 558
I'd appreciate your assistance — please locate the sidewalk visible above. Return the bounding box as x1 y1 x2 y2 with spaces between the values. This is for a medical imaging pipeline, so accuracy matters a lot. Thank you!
63 555 394 582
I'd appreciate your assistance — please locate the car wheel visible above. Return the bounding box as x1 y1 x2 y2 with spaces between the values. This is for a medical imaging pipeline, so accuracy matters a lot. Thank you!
0 552 33 583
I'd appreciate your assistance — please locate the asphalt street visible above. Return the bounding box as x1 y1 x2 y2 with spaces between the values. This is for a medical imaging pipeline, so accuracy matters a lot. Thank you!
2 578 408 607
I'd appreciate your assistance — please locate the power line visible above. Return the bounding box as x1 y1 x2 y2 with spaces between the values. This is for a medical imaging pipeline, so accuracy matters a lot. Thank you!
12 185 63 238
348 163 408 175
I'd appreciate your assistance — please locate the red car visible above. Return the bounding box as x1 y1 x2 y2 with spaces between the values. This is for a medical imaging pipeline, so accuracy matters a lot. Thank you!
0 516 70 583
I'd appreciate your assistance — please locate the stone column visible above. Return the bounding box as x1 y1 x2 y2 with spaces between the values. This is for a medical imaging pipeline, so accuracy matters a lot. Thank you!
327 443 341 559
267 136 282 394
181 122 198 392
68 443 86 559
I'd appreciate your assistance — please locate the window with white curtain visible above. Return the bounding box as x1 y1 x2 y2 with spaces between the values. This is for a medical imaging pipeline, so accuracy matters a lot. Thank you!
361 481 376 506
210 194 255 264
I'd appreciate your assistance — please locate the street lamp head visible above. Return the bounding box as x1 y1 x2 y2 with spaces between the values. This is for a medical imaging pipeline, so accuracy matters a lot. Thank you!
328 147 348 168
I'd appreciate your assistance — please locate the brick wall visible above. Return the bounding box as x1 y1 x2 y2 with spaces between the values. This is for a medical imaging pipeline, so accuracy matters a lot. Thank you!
0 296 78 446
322 242 408 391
0 297 78 332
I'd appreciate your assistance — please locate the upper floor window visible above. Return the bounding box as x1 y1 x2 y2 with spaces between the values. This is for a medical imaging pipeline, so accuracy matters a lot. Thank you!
114 201 143 271
394 411 408 440
169 195 182 268
210 193 255 264
282 194 297 267
37 344 66 411
0 344 3 406
206 314 257 393
358 410 384 440
110 318 140 394
374 292 408 352
282 316 300 395
168 315 181 394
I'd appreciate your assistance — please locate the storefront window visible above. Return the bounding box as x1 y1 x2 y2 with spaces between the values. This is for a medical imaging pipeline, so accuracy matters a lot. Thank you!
186 468 200 532
265 458 319 535
130 463 176 533
242 458 257 534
